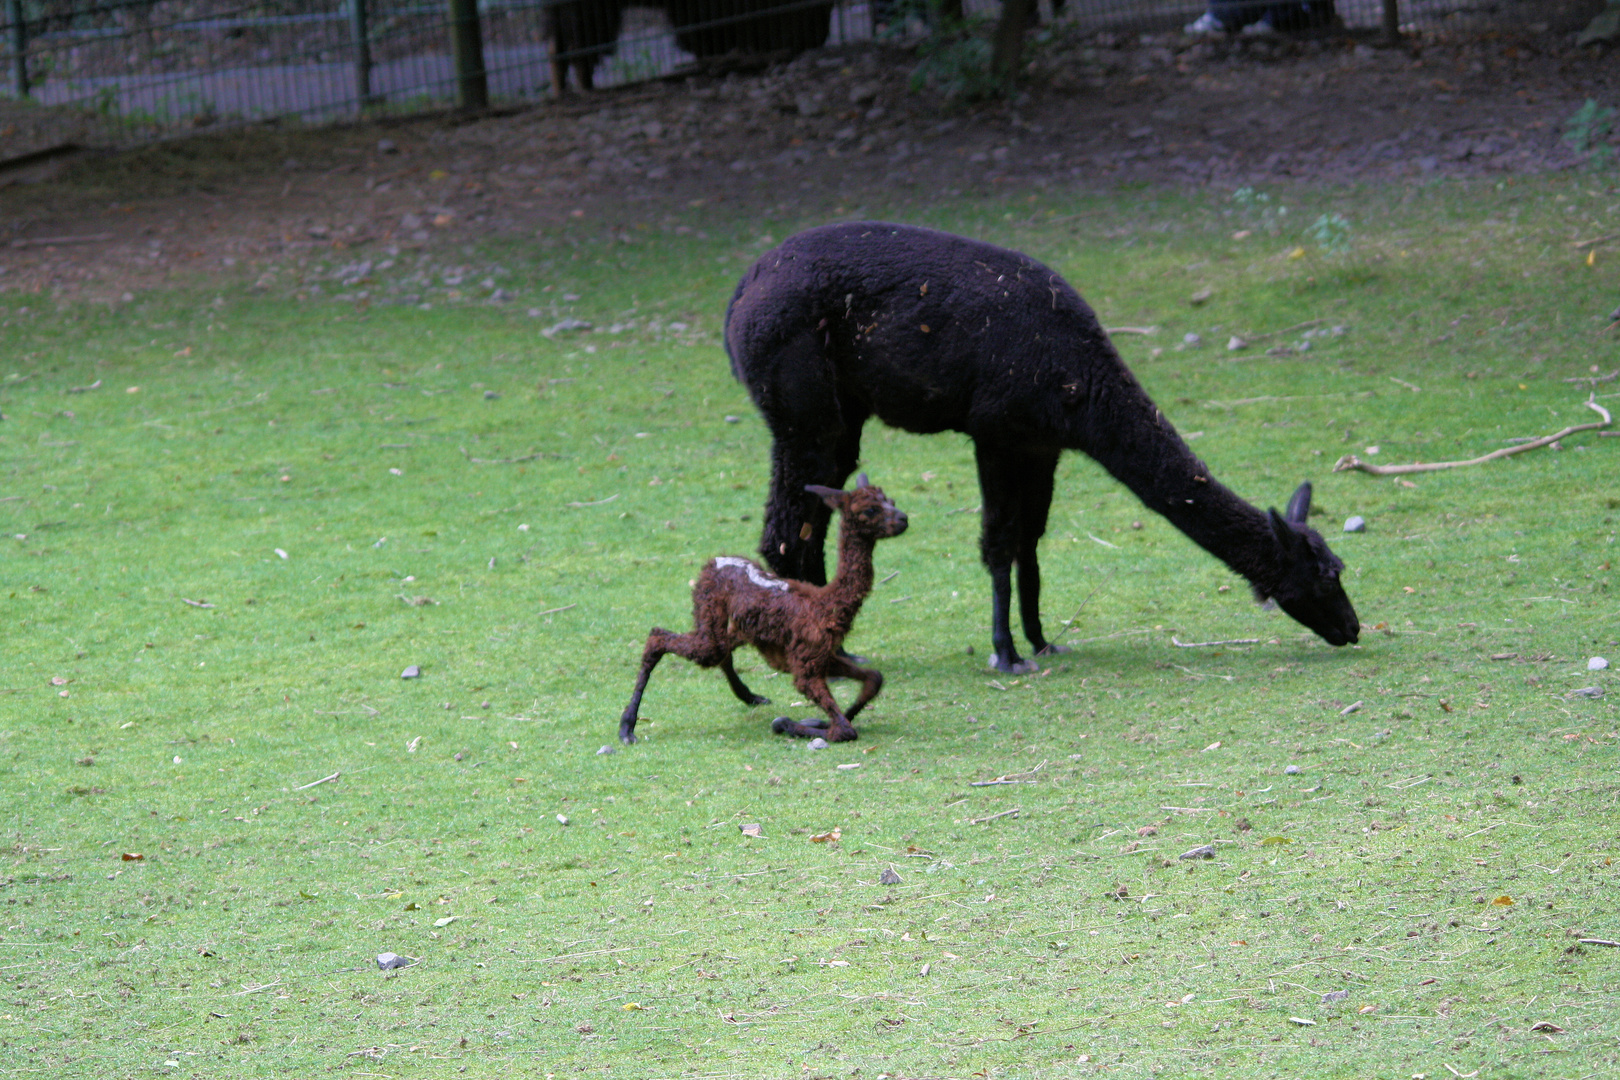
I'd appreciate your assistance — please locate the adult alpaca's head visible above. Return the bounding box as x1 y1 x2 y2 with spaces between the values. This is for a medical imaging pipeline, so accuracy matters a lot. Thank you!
1260 483 1360 646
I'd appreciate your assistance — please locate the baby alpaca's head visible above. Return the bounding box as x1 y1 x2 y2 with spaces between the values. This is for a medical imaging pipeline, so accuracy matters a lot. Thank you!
805 474 909 540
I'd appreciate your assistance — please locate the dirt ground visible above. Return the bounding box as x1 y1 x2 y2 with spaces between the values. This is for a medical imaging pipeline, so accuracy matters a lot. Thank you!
1 27 1616 303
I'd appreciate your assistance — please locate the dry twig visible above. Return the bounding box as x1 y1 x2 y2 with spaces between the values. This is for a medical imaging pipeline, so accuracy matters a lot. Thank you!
1172 636 1259 648
1333 397 1612 476
293 770 341 791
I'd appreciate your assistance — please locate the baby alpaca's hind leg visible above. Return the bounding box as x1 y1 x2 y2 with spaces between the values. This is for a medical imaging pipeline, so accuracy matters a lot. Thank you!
720 655 770 707
619 627 727 744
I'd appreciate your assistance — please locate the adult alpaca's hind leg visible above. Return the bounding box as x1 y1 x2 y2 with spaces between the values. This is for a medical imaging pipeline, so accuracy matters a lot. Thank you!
1015 450 1069 658
755 354 867 585
975 443 1046 674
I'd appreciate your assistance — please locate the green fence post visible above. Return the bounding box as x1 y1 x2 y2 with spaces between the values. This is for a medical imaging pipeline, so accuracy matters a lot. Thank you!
349 0 375 110
7 0 26 99
448 0 488 111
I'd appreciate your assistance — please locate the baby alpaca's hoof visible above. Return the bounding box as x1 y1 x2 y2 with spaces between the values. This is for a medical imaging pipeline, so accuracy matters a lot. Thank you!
988 654 1039 675
771 716 830 736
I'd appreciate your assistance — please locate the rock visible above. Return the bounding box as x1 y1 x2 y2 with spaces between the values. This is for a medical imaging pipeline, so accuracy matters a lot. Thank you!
483 389 500 399
596 744 616 755
1569 686 1604 699
1344 516 1366 533
1589 656 1609 671
848 82 881 105
879 867 901 885
740 822 763 837
1178 844 1217 860
556 813 570 825
1321 989 1349 1003
807 737 829 750
377 952 411 970
1190 287 1214 305
1183 332 1202 346
401 665 421 679
1284 764 1302 774
724 415 740 423
376 138 399 154
1226 335 1247 351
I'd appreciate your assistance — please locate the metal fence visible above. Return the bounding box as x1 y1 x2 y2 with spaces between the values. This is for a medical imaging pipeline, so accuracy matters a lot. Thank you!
0 0 1592 155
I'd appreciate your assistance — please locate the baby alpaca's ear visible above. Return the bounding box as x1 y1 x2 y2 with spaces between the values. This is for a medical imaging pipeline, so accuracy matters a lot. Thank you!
805 484 846 509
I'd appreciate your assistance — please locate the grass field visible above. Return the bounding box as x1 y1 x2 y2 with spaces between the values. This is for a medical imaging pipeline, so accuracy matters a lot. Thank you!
1 174 1617 1079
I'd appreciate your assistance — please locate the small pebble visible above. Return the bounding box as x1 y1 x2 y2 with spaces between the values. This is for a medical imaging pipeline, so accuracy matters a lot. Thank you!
377 951 410 970
1226 336 1247 351
401 665 421 679
1589 656 1609 671
1284 764 1301 775
1178 844 1217 860
1569 686 1604 699
724 415 740 423
376 138 398 154
1321 989 1350 1004
596 745 616 756
1183 332 1203 346
483 389 500 400
556 813 569 825
807 737 829 750
1343 516 1366 533
740 822 763 837
879 867 902 885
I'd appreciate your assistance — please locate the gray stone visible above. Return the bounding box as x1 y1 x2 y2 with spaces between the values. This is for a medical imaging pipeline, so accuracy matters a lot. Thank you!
807 737 829 750
1344 516 1366 533
377 952 411 970
1588 656 1609 671
1179 844 1217 860
596 744 616 756
879 867 901 885
1284 764 1302 774
401 665 421 679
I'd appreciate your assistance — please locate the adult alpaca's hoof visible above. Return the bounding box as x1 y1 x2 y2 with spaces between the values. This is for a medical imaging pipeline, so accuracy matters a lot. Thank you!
748 694 771 706
619 731 638 745
1035 642 1072 657
989 654 1040 675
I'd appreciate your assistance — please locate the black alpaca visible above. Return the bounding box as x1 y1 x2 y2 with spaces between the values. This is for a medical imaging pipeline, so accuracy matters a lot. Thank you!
725 222 1360 673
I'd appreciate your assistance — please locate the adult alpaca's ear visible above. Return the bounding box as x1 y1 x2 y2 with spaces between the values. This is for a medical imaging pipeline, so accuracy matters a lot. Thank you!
805 484 846 509
1268 508 1304 552
1283 481 1312 525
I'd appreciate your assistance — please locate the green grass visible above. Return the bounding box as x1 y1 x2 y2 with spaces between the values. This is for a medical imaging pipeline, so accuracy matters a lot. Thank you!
1 174 1617 1079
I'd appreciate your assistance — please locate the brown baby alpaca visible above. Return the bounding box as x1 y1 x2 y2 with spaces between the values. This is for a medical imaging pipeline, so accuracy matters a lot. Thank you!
618 476 907 745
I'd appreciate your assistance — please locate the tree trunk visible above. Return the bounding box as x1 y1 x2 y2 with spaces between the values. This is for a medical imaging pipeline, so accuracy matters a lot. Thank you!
989 0 1028 78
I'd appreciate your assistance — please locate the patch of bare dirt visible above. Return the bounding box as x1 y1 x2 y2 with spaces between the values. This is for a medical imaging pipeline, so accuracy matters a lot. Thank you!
0 28 1614 303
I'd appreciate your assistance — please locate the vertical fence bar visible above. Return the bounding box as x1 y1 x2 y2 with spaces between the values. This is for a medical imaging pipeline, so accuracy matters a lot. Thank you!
350 0 375 109
7 0 26 99
1383 0 1400 42
448 0 488 110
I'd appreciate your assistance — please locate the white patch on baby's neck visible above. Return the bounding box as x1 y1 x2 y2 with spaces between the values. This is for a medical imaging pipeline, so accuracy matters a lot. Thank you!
714 556 789 592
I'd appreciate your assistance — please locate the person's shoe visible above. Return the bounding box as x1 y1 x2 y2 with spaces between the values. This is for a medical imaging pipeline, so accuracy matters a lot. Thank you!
1241 14 1277 35
1183 12 1226 35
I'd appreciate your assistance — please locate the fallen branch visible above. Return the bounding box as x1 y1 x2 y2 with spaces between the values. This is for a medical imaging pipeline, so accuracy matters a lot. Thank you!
566 494 618 508
460 446 551 464
1106 325 1158 336
1573 233 1620 249
1578 937 1620 947
9 232 113 248
1240 318 1326 344
1563 368 1618 387
1172 636 1259 648
970 808 1021 824
180 598 216 608
536 603 577 618
293 770 341 791
1334 397 1612 476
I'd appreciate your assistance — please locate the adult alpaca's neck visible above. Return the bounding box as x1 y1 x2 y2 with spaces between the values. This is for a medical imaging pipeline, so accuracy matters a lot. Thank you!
1073 371 1284 596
